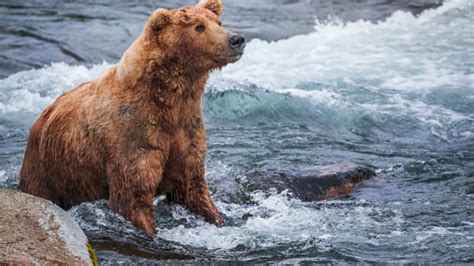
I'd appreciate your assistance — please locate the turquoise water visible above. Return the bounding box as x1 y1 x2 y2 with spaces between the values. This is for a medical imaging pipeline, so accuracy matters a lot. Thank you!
0 0 473 263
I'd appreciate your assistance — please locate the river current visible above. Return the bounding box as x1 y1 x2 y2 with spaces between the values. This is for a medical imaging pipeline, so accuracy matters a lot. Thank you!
0 0 473 263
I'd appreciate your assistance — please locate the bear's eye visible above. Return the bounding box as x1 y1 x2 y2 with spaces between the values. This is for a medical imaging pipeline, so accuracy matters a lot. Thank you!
195 24 205 33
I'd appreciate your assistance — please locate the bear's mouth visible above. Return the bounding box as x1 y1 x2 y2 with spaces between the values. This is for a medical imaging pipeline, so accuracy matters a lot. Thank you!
219 52 243 63
217 51 244 64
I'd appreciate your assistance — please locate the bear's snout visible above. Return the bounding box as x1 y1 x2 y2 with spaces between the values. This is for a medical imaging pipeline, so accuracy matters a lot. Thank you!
229 34 246 52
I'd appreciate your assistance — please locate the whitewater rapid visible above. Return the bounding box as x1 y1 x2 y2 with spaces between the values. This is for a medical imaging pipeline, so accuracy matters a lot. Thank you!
1 0 472 141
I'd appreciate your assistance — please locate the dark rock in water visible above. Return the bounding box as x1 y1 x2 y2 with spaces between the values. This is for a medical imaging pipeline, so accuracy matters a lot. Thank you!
0 189 97 265
245 163 376 201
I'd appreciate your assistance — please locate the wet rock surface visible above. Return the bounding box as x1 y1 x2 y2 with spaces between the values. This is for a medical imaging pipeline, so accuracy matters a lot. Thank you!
0 189 95 265
245 163 376 201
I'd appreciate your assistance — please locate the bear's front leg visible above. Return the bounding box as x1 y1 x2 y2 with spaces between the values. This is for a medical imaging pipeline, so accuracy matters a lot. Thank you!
107 151 164 235
180 163 224 227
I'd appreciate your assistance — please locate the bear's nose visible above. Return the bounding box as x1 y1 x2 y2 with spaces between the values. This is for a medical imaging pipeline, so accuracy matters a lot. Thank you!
229 35 246 50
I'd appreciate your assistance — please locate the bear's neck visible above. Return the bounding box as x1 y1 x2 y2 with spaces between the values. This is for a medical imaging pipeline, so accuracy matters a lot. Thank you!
116 39 209 105
146 59 209 105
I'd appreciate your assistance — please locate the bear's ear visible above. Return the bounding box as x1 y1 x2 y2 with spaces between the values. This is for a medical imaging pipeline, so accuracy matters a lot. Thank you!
150 9 171 32
196 0 223 16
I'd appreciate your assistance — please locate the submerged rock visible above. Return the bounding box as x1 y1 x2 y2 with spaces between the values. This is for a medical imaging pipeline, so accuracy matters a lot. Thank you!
0 189 97 265
245 163 376 201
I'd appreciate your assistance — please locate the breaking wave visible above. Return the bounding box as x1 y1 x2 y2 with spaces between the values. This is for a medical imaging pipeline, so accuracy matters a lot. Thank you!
0 0 472 143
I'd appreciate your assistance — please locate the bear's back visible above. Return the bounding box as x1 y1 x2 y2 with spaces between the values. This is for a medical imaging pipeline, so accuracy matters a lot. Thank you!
20 81 110 208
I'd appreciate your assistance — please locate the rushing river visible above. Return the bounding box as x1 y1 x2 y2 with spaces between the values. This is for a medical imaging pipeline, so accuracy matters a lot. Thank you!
0 0 473 263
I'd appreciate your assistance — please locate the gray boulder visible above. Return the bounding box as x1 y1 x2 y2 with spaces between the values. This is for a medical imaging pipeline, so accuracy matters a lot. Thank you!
0 189 97 265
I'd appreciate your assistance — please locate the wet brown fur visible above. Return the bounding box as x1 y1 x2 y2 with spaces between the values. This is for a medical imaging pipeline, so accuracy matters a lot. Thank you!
19 0 239 235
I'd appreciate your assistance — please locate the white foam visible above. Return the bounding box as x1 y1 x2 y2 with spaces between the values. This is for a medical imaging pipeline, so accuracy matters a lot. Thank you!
158 191 403 251
0 62 111 114
220 0 473 90
0 170 6 183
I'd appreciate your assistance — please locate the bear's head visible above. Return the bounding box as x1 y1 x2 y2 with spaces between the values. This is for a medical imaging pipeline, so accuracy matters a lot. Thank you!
143 0 245 74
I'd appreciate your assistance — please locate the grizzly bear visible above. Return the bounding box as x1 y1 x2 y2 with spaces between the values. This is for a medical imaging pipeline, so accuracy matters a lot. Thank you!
19 0 245 235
